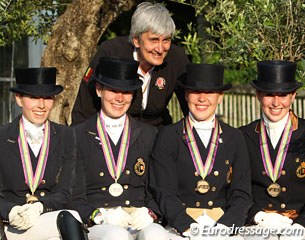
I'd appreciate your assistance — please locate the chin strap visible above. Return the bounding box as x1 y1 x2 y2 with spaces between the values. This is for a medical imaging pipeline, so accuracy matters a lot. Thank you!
0 219 8 240
57 211 89 240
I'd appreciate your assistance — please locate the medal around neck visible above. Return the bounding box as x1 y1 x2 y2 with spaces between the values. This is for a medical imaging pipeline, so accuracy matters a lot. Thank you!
97 113 131 198
195 179 210 194
267 182 281 197
26 194 39 204
109 181 124 197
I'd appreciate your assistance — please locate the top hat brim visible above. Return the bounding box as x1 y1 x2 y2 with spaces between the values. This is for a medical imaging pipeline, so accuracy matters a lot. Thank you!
251 80 302 93
178 81 232 92
10 85 64 97
93 76 143 92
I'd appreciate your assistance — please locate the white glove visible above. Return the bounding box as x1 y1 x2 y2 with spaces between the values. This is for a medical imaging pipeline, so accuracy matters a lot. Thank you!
254 211 293 230
17 202 43 230
129 207 153 230
196 212 216 227
100 207 130 228
187 222 209 240
280 223 305 240
8 206 26 229
210 223 230 240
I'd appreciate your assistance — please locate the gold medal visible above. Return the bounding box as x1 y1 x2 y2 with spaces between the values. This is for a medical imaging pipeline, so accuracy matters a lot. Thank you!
109 182 123 197
134 158 145 176
26 194 39 204
296 162 305 178
195 179 210 194
267 183 281 197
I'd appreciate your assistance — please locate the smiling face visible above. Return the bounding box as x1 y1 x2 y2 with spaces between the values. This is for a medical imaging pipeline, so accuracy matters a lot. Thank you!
15 94 54 125
132 31 171 73
186 90 224 122
96 83 133 119
257 90 296 122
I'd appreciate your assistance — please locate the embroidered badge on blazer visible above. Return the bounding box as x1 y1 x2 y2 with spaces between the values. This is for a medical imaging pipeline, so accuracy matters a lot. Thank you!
155 77 166 90
134 158 145 176
296 162 305 178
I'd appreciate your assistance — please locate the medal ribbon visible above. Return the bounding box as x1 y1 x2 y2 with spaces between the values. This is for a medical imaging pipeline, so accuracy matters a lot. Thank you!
97 112 131 181
18 118 50 195
185 116 220 179
259 116 292 182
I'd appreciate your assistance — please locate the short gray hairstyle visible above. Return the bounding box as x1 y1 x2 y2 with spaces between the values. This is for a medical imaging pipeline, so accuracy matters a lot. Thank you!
129 2 176 42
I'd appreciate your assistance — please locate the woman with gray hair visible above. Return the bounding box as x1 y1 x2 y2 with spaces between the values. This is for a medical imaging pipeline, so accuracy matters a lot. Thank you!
72 2 189 127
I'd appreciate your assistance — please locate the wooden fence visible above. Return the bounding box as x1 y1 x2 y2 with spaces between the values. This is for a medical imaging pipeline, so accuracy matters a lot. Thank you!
168 84 305 128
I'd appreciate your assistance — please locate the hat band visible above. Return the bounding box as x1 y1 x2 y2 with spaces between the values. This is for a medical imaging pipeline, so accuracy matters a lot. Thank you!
253 81 301 91
95 75 141 89
17 84 57 92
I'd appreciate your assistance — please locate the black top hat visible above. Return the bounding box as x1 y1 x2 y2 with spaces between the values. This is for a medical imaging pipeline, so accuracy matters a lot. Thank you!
178 63 231 91
251 60 302 93
10 67 63 96
94 57 142 91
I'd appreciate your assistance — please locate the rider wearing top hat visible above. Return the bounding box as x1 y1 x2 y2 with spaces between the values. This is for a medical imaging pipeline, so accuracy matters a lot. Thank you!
0 68 85 239
149 63 252 239
71 57 169 240
240 60 305 240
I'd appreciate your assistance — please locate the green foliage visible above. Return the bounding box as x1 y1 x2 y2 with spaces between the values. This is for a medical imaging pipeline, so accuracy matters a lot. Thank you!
172 0 305 84
0 0 70 47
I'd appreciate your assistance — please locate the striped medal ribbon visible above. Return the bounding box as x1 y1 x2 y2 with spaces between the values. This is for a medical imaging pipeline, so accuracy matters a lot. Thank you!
185 116 220 194
18 118 50 203
259 116 292 197
97 112 131 197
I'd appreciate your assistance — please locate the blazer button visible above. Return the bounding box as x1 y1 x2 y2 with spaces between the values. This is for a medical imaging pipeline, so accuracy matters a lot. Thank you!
280 203 286 209
281 187 286 192
126 170 130 175
41 179 46 184
99 172 104 177
195 202 200 207
281 170 286 175
211 186 216 192
101 187 106 191
40 192 45 197
262 171 266 175
268 203 273 208
194 172 199 177
214 171 219 176
125 200 130 205
225 160 230 165
208 201 213 207
123 185 128 190
26 193 30 198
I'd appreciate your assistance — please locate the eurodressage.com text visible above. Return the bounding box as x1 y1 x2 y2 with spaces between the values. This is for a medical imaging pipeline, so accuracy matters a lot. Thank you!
190 224 305 238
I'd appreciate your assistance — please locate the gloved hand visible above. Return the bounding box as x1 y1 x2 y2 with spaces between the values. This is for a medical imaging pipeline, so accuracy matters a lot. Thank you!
99 207 130 229
129 207 153 230
91 209 104 225
196 212 216 227
280 223 305 240
254 211 293 230
208 223 230 240
17 202 43 230
8 206 26 229
186 222 209 240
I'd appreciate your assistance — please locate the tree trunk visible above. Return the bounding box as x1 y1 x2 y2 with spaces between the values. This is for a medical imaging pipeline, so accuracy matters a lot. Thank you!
41 0 136 125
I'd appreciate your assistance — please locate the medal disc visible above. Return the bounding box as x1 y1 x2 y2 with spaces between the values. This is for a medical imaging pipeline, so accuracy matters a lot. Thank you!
26 194 39 204
109 182 123 197
195 179 210 194
267 183 281 197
